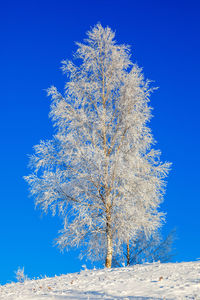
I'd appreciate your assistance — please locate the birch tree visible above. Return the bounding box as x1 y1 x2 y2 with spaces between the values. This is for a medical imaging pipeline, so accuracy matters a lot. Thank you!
24 24 171 268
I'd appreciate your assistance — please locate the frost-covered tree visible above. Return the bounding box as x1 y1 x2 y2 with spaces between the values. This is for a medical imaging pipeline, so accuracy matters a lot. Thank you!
112 229 176 267
24 24 171 268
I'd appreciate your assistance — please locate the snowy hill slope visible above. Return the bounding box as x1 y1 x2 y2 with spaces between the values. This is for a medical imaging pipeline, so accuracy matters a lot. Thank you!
1 262 200 299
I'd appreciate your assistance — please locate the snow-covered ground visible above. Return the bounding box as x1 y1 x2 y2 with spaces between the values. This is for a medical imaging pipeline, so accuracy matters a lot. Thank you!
1 261 200 299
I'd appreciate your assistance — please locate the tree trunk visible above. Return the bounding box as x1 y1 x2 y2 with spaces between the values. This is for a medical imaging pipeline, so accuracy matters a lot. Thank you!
105 231 112 268
105 211 113 268
127 239 130 266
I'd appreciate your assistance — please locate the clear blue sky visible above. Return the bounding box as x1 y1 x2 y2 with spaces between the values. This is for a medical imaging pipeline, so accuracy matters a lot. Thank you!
0 0 200 284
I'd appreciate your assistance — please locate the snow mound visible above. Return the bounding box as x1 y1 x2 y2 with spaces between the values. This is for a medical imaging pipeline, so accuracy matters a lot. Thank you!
1 261 200 299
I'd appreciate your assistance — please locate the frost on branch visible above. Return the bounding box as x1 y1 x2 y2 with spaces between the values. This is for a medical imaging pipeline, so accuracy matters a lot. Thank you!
24 24 171 268
15 267 28 283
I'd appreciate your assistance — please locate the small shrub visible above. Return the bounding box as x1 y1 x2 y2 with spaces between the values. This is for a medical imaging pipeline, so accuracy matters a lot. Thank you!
15 267 28 282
